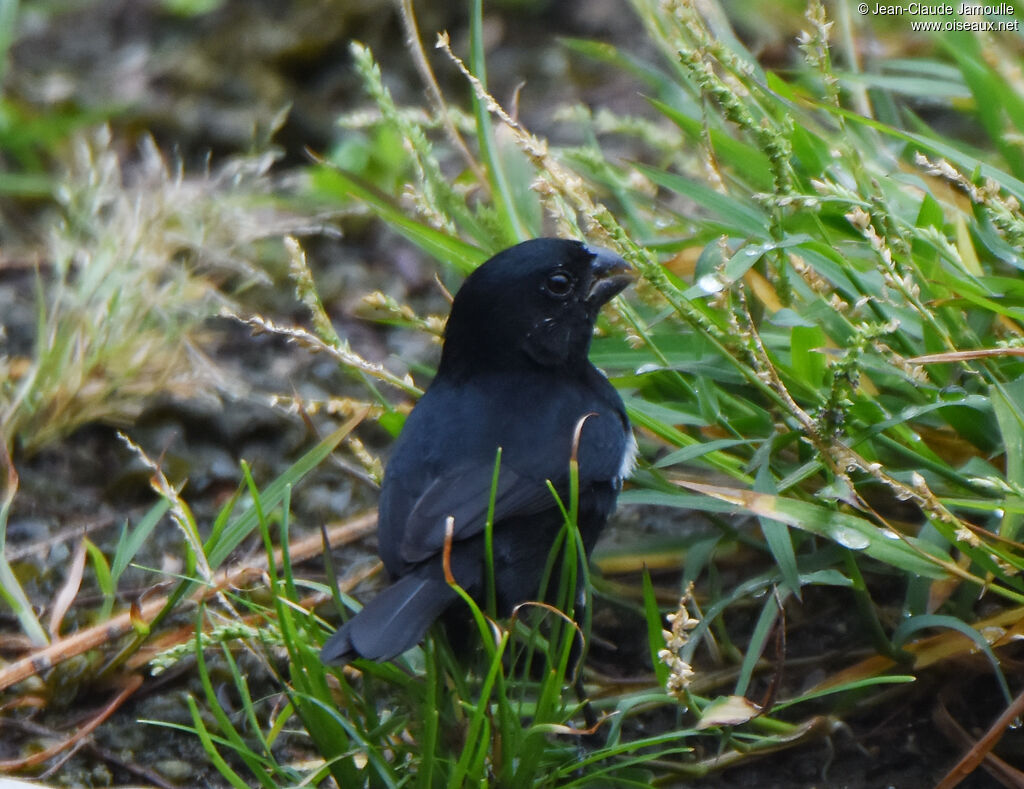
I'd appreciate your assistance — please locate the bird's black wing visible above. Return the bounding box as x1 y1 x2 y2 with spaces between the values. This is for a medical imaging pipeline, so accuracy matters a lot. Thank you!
388 409 626 571
396 461 561 566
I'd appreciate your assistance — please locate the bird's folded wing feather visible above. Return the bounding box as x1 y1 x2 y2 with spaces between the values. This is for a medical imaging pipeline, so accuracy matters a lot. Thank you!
398 462 560 565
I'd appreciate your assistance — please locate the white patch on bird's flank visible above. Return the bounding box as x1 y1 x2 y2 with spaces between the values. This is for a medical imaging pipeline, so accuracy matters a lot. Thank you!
618 432 638 480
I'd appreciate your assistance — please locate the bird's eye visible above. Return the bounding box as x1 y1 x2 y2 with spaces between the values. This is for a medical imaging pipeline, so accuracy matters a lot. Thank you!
544 271 574 297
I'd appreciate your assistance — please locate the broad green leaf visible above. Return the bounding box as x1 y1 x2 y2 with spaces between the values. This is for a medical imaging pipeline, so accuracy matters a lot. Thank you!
834 70 970 100
674 481 949 578
654 438 752 469
790 325 827 391
634 163 769 239
823 103 1024 199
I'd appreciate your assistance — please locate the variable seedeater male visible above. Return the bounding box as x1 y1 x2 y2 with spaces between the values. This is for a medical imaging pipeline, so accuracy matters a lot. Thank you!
322 238 636 665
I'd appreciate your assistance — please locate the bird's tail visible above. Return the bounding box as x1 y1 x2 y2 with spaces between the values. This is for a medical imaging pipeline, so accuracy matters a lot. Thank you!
320 574 458 664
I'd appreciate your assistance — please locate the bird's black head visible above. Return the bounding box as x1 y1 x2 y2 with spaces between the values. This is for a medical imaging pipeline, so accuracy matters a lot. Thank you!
438 238 634 377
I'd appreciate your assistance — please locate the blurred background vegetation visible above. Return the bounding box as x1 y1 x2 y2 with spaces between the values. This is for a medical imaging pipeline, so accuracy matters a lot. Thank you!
2 0 1024 786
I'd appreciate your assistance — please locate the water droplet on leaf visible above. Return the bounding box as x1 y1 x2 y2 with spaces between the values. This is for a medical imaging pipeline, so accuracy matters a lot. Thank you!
830 525 870 550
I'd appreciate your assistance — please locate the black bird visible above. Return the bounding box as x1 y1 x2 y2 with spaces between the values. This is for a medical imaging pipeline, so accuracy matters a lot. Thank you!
321 238 635 665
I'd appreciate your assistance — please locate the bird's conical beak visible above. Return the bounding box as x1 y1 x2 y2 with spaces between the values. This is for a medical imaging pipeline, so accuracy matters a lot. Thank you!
585 246 635 307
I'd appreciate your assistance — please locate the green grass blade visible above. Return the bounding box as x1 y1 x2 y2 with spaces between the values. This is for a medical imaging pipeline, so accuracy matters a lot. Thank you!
0 453 47 645
206 420 356 567
755 461 801 600
642 567 669 688
468 0 529 243
734 588 783 698
185 695 256 789
772 675 916 712
111 499 170 582
192 612 278 788
83 538 114 620
991 377 1024 541
892 613 1013 705
310 165 486 273
634 163 769 238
